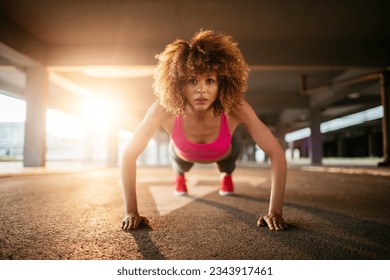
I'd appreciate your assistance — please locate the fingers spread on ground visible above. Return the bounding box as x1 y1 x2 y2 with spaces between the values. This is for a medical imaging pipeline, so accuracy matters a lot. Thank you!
257 217 265 227
268 220 275 231
129 216 137 229
122 219 129 230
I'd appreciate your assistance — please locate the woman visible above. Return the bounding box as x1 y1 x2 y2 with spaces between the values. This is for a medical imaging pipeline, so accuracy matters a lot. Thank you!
121 30 287 231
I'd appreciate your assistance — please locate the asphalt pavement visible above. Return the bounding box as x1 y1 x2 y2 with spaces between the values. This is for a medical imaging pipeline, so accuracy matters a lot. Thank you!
0 163 389 260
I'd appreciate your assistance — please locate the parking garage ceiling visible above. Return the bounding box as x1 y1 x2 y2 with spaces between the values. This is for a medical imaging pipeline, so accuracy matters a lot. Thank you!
0 0 389 132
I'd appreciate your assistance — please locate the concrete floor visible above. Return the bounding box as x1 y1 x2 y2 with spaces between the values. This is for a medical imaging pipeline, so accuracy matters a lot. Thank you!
0 163 389 260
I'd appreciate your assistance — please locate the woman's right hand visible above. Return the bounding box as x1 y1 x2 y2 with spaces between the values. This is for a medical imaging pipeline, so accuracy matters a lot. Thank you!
121 214 149 230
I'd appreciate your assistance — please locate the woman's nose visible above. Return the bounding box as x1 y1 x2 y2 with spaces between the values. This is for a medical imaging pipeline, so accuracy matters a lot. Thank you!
196 81 206 93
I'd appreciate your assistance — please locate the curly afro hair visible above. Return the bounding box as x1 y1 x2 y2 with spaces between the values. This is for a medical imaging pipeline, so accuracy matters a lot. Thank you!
153 30 249 116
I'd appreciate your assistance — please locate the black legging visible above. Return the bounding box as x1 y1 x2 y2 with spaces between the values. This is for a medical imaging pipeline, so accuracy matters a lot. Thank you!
169 135 241 175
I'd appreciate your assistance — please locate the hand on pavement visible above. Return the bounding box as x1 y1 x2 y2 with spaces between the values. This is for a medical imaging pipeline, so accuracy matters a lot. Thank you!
121 214 149 230
257 213 287 231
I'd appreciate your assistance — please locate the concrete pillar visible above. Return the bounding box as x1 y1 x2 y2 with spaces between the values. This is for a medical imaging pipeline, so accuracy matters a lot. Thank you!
23 65 48 167
379 71 390 166
309 106 323 165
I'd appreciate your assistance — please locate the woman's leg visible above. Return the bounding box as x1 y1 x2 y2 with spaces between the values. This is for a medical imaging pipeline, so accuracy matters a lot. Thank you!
169 141 194 195
216 136 241 195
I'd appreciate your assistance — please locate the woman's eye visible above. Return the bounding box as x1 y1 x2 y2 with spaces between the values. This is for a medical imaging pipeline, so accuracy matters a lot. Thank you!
188 79 197 84
207 79 215 84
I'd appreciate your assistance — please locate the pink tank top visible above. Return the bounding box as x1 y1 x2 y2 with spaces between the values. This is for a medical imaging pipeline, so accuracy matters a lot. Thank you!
171 112 232 161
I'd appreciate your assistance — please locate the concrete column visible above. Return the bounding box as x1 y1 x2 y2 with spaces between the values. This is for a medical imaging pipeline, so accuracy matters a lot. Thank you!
379 71 390 166
23 65 48 167
309 106 323 165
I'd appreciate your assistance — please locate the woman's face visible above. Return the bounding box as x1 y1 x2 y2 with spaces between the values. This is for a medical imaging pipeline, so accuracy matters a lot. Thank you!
182 71 219 112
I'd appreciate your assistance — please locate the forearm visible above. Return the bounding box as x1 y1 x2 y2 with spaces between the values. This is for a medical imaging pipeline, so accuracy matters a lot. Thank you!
268 152 287 215
121 154 139 215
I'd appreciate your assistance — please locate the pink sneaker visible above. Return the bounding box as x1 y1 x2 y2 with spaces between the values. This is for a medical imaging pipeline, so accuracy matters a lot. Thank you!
174 175 188 196
219 175 234 196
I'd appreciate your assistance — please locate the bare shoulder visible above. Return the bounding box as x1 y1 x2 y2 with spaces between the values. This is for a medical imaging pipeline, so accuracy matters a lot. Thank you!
229 99 280 152
142 100 174 133
144 100 172 124
225 99 256 134
228 99 257 126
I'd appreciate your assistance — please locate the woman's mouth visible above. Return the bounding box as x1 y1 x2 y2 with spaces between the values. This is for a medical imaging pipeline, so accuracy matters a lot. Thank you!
195 98 208 104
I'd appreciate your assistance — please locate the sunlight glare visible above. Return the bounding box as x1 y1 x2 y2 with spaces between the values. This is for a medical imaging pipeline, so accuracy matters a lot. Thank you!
118 129 134 140
46 109 85 139
49 72 92 96
83 99 112 133
0 93 26 122
82 66 155 78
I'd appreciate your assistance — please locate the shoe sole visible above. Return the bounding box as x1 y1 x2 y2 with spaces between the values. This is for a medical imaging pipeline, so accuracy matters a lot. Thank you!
219 191 234 196
174 191 188 196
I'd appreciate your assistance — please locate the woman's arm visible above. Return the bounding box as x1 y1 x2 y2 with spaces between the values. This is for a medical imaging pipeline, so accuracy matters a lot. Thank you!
121 101 170 230
232 100 287 231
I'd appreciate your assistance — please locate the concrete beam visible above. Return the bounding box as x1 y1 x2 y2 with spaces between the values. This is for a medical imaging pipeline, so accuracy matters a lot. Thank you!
46 45 159 66
0 79 25 99
0 15 46 66
0 65 26 98
45 41 390 68
242 41 389 69
246 92 309 109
